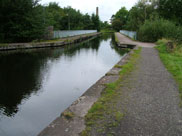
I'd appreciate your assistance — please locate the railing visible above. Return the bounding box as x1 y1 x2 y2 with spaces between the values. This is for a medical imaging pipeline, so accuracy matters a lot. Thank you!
53 30 97 38
120 30 137 40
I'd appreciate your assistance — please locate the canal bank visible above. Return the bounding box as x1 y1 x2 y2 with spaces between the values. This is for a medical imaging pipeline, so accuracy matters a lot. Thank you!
0 32 100 51
0 34 129 136
38 38 137 136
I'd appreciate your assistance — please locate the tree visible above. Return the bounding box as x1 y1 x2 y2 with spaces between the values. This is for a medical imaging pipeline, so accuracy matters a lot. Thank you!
158 0 182 24
125 0 158 31
100 21 111 30
111 7 129 31
0 0 45 43
91 14 100 31
112 19 123 31
44 2 64 30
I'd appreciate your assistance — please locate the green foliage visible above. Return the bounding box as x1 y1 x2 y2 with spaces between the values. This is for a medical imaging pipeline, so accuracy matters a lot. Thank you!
112 19 123 32
0 0 45 43
111 7 129 31
156 39 182 101
100 21 112 31
112 1 159 31
137 18 182 42
137 19 177 42
0 1 101 43
91 14 100 31
158 0 182 25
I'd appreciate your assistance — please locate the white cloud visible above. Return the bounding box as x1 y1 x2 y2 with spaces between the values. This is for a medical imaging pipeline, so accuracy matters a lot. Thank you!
40 0 138 22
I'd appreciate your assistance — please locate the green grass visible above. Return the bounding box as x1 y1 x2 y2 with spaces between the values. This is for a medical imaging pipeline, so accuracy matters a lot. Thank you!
156 39 182 101
81 47 142 136
114 33 119 43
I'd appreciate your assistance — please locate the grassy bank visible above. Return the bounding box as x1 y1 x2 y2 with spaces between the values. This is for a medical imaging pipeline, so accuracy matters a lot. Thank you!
114 33 119 43
156 39 182 101
81 47 142 136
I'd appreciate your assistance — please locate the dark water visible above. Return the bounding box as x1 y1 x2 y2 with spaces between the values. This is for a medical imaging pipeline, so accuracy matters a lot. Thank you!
0 34 128 136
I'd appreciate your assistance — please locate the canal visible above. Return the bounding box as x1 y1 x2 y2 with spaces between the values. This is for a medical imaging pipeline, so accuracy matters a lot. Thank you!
0 34 128 136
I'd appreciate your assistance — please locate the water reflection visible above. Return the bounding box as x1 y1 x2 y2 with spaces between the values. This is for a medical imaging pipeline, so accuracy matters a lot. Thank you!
0 34 128 136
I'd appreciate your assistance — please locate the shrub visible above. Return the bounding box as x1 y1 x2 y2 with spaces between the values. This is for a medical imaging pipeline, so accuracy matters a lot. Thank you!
137 19 177 42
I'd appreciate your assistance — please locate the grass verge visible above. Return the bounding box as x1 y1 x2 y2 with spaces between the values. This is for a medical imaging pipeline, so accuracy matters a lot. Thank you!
156 39 182 101
81 47 142 136
114 33 119 43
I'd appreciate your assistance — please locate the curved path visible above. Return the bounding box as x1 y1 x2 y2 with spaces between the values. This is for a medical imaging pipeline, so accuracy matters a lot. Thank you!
116 32 155 48
110 33 182 136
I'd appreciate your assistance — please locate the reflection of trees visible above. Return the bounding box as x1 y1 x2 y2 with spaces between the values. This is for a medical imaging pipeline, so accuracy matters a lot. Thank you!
110 34 130 56
0 35 103 117
63 37 101 57
101 33 113 41
0 51 52 116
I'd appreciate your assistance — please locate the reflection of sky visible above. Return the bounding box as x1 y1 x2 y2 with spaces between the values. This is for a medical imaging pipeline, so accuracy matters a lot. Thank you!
0 37 126 136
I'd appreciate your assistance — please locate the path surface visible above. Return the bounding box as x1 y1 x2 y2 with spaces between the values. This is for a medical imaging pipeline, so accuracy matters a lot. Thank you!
116 48 182 136
116 32 155 48
110 33 182 135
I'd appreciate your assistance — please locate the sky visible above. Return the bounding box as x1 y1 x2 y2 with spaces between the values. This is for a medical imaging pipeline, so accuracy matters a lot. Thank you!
40 0 138 22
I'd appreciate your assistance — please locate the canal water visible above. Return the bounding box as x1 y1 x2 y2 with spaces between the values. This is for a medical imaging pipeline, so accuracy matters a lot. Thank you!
0 34 128 136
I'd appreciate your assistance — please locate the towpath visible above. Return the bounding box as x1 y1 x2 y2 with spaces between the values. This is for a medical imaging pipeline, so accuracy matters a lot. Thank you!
90 33 182 136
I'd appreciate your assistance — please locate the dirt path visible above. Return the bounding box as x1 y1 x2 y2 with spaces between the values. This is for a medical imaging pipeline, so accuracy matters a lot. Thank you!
89 33 182 136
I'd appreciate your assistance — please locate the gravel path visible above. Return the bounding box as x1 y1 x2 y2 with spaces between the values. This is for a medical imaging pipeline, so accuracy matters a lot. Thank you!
114 33 182 136
115 47 182 136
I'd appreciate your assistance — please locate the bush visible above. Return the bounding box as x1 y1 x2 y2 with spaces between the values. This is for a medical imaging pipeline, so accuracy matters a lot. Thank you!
137 19 177 42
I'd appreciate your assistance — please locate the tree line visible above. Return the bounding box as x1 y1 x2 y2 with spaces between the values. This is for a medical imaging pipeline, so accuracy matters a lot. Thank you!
0 0 100 43
111 0 182 42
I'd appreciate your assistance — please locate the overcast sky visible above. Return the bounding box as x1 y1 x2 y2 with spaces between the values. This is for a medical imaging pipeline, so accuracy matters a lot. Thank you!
40 0 138 22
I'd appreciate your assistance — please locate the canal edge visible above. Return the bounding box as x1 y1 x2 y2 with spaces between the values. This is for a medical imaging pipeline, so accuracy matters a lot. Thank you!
0 32 101 52
38 45 139 136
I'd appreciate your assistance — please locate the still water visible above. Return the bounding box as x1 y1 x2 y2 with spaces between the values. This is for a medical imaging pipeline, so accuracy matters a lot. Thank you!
0 34 128 136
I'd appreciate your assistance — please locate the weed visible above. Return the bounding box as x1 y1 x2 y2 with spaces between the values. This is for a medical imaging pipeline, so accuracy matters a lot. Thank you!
62 111 74 120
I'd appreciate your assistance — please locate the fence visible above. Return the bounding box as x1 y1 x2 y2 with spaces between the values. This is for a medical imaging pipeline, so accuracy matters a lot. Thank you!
53 30 97 39
120 30 137 40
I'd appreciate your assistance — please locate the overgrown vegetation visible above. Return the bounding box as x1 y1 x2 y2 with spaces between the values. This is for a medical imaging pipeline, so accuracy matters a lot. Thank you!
156 39 182 101
137 19 178 42
81 47 142 135
111 0 182 43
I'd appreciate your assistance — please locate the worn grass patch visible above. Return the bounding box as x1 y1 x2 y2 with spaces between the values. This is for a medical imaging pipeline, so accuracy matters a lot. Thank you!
156 39 182 101
61 111 74 120
80 47 142 136
114 33 119 43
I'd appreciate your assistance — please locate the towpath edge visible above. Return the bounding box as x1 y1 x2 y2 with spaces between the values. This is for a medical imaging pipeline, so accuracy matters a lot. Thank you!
0 32 100 51
38 38 136 136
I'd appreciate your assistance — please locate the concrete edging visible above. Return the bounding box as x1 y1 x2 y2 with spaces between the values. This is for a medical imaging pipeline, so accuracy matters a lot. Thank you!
38 45 138 136
0 33 101 51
